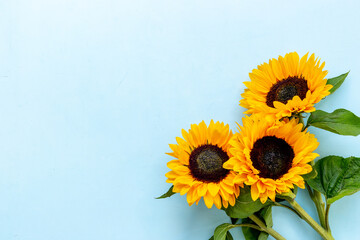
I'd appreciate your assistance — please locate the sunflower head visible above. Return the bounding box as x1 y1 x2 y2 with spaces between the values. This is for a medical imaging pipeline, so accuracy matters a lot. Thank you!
223 116 319 203
240 52 333 121
165 120 241 209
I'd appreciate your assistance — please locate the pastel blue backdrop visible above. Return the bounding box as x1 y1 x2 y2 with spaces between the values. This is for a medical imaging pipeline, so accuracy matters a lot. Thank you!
1 0 360 239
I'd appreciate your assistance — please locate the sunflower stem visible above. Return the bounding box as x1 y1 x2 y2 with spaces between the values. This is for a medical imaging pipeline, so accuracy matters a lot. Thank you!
287 199 334 240
273 202 303 219
308 186 327 230
249 214 286 240
295 113 307 131
236 223 264 232
306 161 328 230
325 204 331 233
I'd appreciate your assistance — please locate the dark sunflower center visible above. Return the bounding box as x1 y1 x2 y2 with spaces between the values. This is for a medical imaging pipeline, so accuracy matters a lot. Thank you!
250 136 294 179
266 76 309 108
189 144 230 183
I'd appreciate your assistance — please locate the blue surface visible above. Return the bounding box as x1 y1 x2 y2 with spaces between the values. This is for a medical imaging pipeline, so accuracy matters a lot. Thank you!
1 0 360 239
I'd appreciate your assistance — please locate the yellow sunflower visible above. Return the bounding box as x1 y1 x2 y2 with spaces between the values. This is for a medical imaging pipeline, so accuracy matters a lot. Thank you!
165 120 241 209
240 52 333 121
223 116 319 203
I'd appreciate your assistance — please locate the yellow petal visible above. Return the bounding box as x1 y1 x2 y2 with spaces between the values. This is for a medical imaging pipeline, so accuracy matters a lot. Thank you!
197 183 208 197
222 198 229 208
213 194 222 209
203 192 214 208
207 183 220 197
260 194 268 204
228 194 236 206
251 184 260 201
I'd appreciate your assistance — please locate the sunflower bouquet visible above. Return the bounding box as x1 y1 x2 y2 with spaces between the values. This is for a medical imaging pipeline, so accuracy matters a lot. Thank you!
157 52 360 240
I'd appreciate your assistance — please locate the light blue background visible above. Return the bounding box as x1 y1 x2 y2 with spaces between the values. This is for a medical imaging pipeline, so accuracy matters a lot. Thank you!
1 0 360 239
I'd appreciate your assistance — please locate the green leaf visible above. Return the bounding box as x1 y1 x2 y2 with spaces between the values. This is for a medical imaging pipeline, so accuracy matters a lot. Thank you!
307 156 360 204
224 187 270 219
242 219 261 240
156 186 175 199
258 232 269 240
307 109 360 136
213 224 239 240
226 232 234 240
242 206 272 240
327 71 349 94
303 168 317 180
260 206 273 228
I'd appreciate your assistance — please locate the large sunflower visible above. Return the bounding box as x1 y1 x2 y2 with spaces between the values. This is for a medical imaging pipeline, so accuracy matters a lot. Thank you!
165 120 241 209
223 116 319 203
240 52 333 121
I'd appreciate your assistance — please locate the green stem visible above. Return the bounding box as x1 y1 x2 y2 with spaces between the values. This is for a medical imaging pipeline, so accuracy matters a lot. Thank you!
306 183 327 229
325 204 331 232
249 214 286 240
287 199 334 240
273 202 303 219
293 113 308 131
237 223 264 232
314 190 327 229
297 114 305 126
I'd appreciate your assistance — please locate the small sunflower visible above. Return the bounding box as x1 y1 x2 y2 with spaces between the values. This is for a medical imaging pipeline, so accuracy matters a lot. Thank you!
240 52 333 121
223 116 319 203
165 120 241 209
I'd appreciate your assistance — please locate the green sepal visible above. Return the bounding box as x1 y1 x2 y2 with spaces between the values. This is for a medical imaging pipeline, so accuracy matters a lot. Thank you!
327 71 349 94
307 109 360 136
293 185 298 195
276 190 296 201
156 186 175 199
223 186 271 219
303 168 317 180
307 156 360 204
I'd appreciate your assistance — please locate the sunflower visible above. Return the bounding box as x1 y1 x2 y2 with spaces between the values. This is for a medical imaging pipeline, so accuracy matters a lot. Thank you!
240 52 333 121
223 116 319 203
165 120 241 209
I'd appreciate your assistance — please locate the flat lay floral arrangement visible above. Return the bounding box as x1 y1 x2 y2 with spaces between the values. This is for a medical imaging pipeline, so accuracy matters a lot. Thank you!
157 52 360 240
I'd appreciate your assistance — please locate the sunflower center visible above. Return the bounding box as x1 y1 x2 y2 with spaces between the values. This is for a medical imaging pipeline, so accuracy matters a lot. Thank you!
189 144 230 183
250 136 294 179
266 76 308 108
